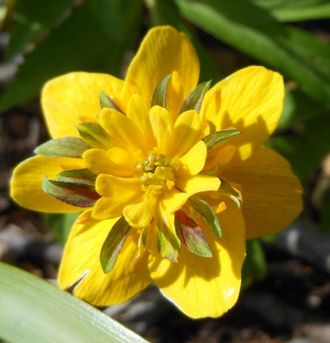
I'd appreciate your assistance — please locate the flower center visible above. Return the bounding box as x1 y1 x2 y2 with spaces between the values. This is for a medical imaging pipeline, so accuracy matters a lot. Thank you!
137 152 176 191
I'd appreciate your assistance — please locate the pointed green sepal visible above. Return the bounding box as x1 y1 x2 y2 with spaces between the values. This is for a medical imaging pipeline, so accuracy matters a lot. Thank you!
189 196 222 239
100 216 131 273
220 179 243 208
175 211 212 258
203 128 240 150
42 177 99 207
76 122 112 149
156 217 180 262
99 91 123 112
57 169 96 187
34 137 89 158
180 80 211 113
151 74 171 108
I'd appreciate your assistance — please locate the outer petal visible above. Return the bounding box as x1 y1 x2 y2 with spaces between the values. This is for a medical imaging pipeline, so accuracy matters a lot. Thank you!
58 211 151 305
10 156 86 212
221 146 303 238
41 72 124 138
201 66 284 162
125 26 199 105
149 200 245 318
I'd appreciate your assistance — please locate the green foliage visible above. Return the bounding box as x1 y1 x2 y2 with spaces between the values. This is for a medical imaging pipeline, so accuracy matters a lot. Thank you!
0 262 148 343
242 239 267 288
176 0 330 107
44 212 79 245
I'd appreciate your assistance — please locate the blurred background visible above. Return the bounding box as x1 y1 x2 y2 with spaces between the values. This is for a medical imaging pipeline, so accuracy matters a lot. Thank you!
0 1 330 342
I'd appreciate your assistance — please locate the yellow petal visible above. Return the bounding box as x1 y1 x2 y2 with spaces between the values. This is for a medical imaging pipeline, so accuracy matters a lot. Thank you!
149 200 245 318
100 108 149 157
83 148 136 177
41 72 124 138
125 26 199 106
170 110 201 157
126 94 154 142
95 174 141 197
201 66 284 162
58 211 150 305
221 146 302 238
10 156 85 212
167 70 185 120
178 141 207 176
93 175 142 219
123 195 158 228
149 106 173 155
160 190 190 214
176 175 220 195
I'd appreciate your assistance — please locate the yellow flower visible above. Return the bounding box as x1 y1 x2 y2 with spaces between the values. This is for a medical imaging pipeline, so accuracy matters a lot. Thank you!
10 26 302 318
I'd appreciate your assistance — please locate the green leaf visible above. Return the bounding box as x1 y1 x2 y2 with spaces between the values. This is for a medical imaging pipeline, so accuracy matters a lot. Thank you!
89 0 143 42
278 88 328 131
44 212 79 245
0 262 148 343
180 80 211 113
100 217 131 273
242 239 267 288
76 122 112 149
42 178 99 207
34 137 89 158
189 196 222 238
253 0 330 22
99 91 123 112
0 1 141 111
156 217 180 262
203 128 240 149
57 169 96 187
269 114 330 179
5 0 74 60
151 74 172 108
175 211 212 258
176 0 330 107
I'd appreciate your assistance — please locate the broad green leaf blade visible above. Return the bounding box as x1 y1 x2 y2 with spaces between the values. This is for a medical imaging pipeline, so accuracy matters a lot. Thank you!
76 122 112 149
176 0 330 107
42 178 99 207
175 211 212 257
253 0 330 22
151 74 172 108
203 128 240 150
5 0 74 60
44 212 79 245
0 1 141 112
34 137 90 158
0 262 148 343
180 80 211 113
100 217 131 273
189 196 222 238
242 239 267 288
100 91 123 112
